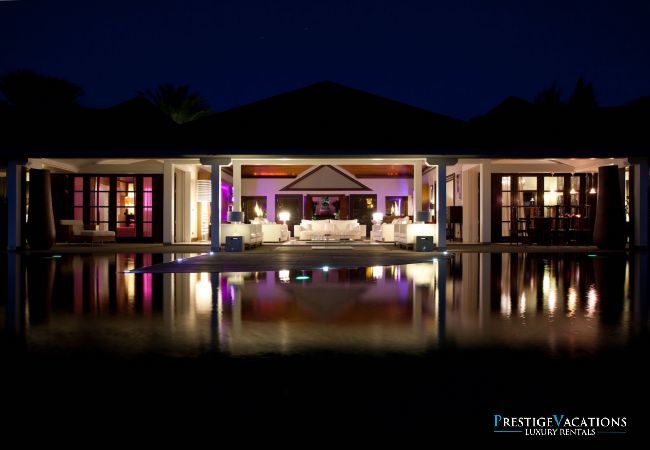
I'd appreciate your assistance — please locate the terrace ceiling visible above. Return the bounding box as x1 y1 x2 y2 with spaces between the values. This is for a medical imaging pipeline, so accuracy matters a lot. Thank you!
238 164 415 178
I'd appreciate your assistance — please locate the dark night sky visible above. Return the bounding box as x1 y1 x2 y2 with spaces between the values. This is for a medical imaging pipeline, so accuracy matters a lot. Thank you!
1 0 649 119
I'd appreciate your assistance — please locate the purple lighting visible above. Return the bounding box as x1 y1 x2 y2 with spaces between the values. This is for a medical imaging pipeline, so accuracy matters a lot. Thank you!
221 183 233 222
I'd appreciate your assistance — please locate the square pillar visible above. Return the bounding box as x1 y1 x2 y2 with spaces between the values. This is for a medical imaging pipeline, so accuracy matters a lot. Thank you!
232 161 242 212
413 161 423 215
163 161 175 245
7 161 24 251
461 168 480 243
436 164 446 249
210 163 222 252
479 161 492 243
633 159 648 247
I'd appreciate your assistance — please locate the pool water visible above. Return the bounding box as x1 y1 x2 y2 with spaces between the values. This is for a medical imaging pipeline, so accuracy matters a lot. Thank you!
2 252 646 357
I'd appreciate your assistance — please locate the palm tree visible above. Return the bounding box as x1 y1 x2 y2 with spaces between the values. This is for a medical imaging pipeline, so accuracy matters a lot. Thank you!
568 77 597 109
0 69 83 110
139 84 211 124
534 81 563 108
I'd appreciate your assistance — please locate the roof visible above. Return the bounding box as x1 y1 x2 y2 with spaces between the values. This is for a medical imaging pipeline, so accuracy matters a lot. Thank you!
468 96 650 155
1 81 649 161
180 81 466 153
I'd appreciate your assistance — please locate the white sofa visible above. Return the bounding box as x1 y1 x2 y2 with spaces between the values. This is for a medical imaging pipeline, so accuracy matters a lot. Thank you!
293 219 366 240
372 218 411 242
60 219 116 243
394 223 437 247
220 223 263 246
261 223 289 242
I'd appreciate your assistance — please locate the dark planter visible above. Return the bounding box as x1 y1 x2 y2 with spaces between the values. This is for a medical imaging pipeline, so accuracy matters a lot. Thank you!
26 169 56 250
593 165 626 250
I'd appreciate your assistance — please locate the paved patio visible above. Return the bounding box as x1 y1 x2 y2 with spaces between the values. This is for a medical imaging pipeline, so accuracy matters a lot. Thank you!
129 243 449 273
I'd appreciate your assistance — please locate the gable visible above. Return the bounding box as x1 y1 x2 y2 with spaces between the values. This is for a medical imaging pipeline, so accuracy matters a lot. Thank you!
280 165 371 191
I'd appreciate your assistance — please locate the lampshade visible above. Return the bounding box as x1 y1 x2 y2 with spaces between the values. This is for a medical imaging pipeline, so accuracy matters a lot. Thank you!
228 211 243 223
196 179 212 202
415 211 431 223
278 211 291 222
372 212 384 222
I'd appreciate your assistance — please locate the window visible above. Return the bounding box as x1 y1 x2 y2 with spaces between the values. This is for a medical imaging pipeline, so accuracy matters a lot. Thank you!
517 176 539 220
89 176 110 231
116 177 136 238
501 176 512 237
543 176 564 213
73 176 84 221
143 177 153 237
63 174 161 241
569 176 581 206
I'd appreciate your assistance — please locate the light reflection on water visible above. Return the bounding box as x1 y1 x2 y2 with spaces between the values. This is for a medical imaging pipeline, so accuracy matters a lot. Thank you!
1 252 647 356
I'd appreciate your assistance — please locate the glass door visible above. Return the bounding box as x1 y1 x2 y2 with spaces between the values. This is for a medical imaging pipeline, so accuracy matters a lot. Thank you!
63 174 161 241
89 177 110 231
500 176 512 239
116 177 137 238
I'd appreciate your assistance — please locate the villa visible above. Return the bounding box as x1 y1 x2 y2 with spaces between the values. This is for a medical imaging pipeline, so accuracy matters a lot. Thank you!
1 82 648 252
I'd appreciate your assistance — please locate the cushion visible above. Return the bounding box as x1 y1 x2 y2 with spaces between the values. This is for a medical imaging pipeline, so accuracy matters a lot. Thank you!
332 221 350 232
80 230 116 237
312 220 329 232
332 219 359 231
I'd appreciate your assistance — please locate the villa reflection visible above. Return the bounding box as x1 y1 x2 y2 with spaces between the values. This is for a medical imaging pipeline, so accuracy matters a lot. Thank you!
2 252 647 356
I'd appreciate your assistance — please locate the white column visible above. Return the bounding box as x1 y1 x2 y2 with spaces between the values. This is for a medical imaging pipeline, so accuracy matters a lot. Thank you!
173 169 192 243
232 161 242 212
210 163 222 252
479 160 492 243
633 160 648 247
7 161 23 251
436 164 447 249
462 168 480 243
413 160 422 214
163 161 175 245
189 169 198 241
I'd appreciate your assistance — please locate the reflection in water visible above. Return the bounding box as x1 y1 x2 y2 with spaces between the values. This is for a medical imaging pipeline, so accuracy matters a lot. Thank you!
1 252 647 356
